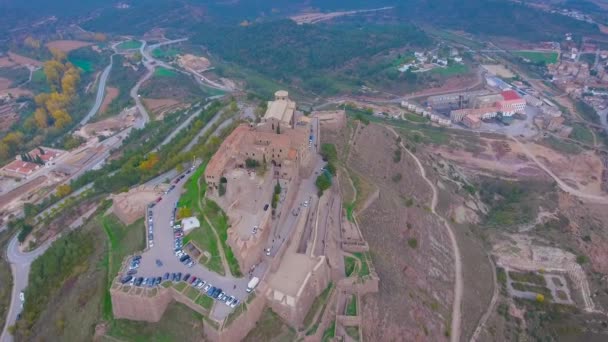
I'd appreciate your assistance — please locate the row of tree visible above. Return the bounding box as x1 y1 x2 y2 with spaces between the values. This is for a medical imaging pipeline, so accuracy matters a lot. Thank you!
33 49 81 130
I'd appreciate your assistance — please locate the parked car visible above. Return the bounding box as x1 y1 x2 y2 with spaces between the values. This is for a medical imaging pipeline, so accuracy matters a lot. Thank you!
176 272 182 281
206 286 216 296
230 299 239 308
135 277 143 286
183 273 191 282
156 197 162 203
19 292 24 302
179 254 189 262
225 296 233 305
163 272 170 281
203 284 212 292
127 269 137 276
156 259 163 267
155 277 162 285
263 204 269 211
190 277 198 284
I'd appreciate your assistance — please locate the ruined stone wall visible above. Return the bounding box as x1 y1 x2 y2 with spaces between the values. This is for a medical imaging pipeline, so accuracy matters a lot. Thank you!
266 257 332 328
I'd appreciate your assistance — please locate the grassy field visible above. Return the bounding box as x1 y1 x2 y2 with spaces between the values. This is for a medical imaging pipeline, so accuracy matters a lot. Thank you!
106 302 205 342
353 252 371 277
404 113 429 123
430 63 469 76
243 309 296 342
154 67 177 77
203 200 242 277
541 136 583 155
194 294 214 310
102 214 146 319
513 51 559 64
152 47 181 59
69 58 94 73
321 321 336 342
117 40 142 50
570 123 594 145
346 294 357 316
344 256 357 277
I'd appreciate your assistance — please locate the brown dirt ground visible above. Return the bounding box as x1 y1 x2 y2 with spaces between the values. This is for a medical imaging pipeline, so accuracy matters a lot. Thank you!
143 98 181 118
45 40 92 53
430 137 603 194
0 58 15 68
0 176 47 206
7 52 42 67
100 87 119 113
344 123 454 340
0 77 11 91
0 87 33 97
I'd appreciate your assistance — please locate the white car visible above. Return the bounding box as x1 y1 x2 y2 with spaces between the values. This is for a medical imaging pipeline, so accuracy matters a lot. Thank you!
252 226 258 234
149 240 154 248
230 299 239 308
265 248 271 256
303 200 309 207
19 291 24 302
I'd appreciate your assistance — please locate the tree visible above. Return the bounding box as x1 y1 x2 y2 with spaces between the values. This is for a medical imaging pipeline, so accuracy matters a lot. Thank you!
315 173 332 195
0 142 9 160
56 184 72 197
34 108 49 128
24 36 41 49
536 294 545 303
177 207 192 219
50 109 72 129
245 158 260 168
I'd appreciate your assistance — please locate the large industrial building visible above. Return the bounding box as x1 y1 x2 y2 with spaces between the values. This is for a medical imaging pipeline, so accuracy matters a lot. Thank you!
449 90 526 128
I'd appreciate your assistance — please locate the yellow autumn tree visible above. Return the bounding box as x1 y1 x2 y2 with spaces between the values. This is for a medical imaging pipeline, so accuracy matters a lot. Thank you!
34 108 49 128
24 36 41 49
50 109 72 129
56 184 72 197
2 132 24 149
139 153 160 171
43 60 65 91
49 48 66 62
61 66 80 96
0 142 9 160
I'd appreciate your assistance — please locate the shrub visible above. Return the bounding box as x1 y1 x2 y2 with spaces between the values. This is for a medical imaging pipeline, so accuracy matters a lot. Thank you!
245 158 260 168
315 173 332 195
407 238 418 248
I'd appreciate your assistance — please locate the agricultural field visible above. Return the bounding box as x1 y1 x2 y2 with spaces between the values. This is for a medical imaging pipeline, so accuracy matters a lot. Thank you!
117 40 142 50
513 50 559 64
153 67 177 77
430 63 469 76
569 123 594 145
152 47 181 60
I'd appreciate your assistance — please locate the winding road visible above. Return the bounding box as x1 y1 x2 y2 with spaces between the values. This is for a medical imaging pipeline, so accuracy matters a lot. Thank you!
386 126 463 342
79 53 115 126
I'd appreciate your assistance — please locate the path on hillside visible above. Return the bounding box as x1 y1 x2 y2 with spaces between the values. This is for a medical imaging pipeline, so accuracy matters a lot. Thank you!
512 137 608 204
470 254 498 342
196 176 232 278
386 126 463 342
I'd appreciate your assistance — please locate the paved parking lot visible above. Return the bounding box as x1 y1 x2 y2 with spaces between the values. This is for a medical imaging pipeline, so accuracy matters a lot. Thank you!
122 163 251 319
